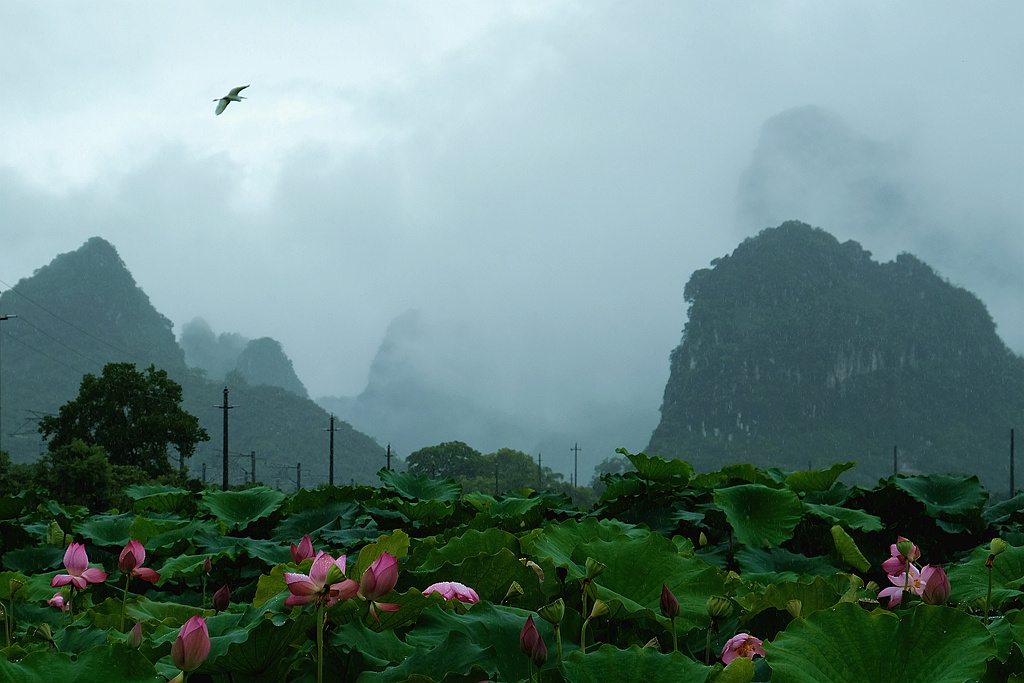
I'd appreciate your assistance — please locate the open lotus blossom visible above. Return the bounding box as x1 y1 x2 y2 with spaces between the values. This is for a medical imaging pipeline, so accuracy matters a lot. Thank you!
48 591 69 611
171 615 211 673
284 551 360 608
118 540 160 582
721 633 766 665
359 552 401 621
882 536 921 576
51 543 108 589
879 563 932 607
423 581 480 603
291 534 315 564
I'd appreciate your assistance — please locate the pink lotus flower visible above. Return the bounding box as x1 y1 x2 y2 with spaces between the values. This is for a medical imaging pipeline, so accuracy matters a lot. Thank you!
171 615 211 673
423 581 480 603
520 615 540 656
878 563 929 607
51 543 108 589
118 540 160 582
660 584 680 619
284 551 360 608
127 620 143 648
882 536 921 575
721 633 766 665
359 552 401 621
921 565 950 605
48 591 69 611
291 534 315 564
213 584 231 612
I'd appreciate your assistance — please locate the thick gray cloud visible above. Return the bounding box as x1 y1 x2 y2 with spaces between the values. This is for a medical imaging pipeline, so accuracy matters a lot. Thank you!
1 2 1021 477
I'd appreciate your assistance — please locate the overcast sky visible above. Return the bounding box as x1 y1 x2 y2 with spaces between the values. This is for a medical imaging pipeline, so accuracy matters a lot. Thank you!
1 2 1021 472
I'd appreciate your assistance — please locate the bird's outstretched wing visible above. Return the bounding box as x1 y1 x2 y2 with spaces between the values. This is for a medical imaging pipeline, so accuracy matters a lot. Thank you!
215 98 229 115
228 85 250 97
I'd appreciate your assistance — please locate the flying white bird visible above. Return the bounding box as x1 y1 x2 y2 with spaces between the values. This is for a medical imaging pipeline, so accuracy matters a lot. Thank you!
214 85 249 115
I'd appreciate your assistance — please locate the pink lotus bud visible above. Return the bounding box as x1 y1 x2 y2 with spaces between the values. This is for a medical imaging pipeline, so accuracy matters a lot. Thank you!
203 557 212 574
171 615 211 672
213 584 231 612
520 615 539 656
359 553 399 601
921 565 950 605
290 534 315 564
660 584 680 619
48 592 69 611
530 630 548 668
127 621 143 648
118 540 160 582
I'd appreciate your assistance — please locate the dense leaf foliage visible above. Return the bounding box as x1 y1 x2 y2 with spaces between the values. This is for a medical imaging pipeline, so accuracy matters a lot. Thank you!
2 454 1024 682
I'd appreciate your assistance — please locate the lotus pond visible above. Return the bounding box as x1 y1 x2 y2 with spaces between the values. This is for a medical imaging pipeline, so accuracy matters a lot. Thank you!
2 452 1024 682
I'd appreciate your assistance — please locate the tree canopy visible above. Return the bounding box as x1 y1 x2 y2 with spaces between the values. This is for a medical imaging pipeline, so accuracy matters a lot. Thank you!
38 362 209 477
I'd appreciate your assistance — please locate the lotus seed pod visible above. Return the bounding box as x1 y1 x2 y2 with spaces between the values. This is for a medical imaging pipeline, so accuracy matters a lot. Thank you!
785 599 802 619
538 598 565 625
895 538 915 558
588 599 609 620
706 595 733 619
990 538 1009 556
504 581 524 602
585 558 606 579
699 532 708 547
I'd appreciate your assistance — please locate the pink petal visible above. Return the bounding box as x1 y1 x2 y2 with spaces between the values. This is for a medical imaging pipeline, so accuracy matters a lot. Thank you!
328 578 361 604
307 552 337 587
71 575 88 590
64 543 88 575
284 572 319 597
878 586 904 607
51 574 73 587
81 567 108 584
285 594 312 607
134 567 160 583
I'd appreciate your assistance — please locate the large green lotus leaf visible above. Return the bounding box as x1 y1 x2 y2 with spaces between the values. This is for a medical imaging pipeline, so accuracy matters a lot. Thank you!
412 547 544 607
198 486 287 531
983 491 1024 525
736 547 842 580
156 552 229 586
378 468 462 502
73 512 136 548
412 528 520 574
738 576 841 619
692 463 779 488
0 490 38 520
124 484 194 515
783 462 856 493
581 533 725 631
367 587 449 632
253 563 289 608
359 630 492 683
485 496 550 520
329 616 416 667
527 517 646 580
829 525 870 573
804 503 882 532
124 596 202 623
1 546 64 574
391 498 456 525
890 473 989 517
713 484 803 548
202 611 312 680
227 536 290 566
0 642 162 682
405 602 562 682
270 500 365 543
947 542 1024 607
353 529 411 580
148 609 259 673
765 602 995 683
598 473 646 502
130 517 220 553
561 644 710 683
621 450 694 484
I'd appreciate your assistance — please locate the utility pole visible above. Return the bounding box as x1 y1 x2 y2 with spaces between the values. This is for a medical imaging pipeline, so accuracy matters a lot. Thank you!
494 455 499 495
296 462 301 491
1011 428 1016 498
0 314 17 457
571 442 581 489
324 414 339 486
893 444 898 477
537 452 542 489
202 463 206 483
214 387 235 488
386 443 392 470
251 451 256 485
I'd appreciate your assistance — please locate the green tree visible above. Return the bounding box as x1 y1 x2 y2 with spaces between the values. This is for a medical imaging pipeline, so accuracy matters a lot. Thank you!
406 441 485 479
38 363 209 477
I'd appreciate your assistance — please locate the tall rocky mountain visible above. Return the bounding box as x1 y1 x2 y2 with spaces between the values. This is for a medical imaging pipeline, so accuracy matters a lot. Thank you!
0 238 384 485
647 222 1024 490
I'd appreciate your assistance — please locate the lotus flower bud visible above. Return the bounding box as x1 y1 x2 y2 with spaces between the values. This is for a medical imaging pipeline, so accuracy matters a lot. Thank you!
699 532 708 547
921 566 950 606
660 585 680 619
584 558 606 579
520 615 540 656
171 616 211 673
785 599 802 619
530 632 548 668
706 595 733 619
213 584 230 612
202 557 212 575
538 598 565 625
127 621 143 648
990 538 1009 556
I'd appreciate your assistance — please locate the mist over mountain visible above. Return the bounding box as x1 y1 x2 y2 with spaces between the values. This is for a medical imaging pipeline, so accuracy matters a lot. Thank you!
0 238 383 485
318 309 655 476
647 221 1024 490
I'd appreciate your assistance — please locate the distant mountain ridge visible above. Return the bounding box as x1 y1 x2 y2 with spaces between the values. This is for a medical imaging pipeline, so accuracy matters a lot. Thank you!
0 237 384 485
647 221 1024 489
